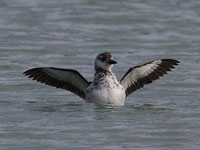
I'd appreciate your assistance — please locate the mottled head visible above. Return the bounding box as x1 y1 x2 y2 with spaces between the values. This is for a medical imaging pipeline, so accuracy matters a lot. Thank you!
95 52 117 72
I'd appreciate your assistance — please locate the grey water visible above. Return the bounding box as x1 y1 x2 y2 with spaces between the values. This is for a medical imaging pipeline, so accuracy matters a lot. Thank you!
0 0 200 149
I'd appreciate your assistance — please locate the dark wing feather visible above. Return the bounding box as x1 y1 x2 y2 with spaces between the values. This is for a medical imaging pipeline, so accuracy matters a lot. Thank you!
120 59 180 97
23 67 90 100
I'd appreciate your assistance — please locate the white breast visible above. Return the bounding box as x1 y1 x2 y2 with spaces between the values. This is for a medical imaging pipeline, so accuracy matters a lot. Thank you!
86 73 126 106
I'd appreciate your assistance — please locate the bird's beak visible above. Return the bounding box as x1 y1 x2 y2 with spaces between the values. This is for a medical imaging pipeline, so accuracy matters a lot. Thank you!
107 59 117 64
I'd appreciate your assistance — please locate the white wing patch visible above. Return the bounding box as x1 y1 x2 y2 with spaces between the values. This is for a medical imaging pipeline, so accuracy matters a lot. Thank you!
24 67 90 100
132 60 161 78
120 59 179 97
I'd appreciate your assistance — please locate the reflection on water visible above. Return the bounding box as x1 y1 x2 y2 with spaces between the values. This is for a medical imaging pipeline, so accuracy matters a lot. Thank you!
128 104 174 111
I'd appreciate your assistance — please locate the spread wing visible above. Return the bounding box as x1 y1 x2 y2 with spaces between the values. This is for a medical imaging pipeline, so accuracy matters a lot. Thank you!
120 59 180 97
23 67 90 100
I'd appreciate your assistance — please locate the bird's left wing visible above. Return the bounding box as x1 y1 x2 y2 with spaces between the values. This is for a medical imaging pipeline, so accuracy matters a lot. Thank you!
24 67 90 100
120 59 180 97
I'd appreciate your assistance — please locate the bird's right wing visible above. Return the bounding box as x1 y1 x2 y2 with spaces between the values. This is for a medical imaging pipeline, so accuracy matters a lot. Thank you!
120 59 180 97
24 67 90 100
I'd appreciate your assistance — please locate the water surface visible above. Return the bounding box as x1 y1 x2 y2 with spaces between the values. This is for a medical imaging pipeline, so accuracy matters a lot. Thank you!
0 0 200 149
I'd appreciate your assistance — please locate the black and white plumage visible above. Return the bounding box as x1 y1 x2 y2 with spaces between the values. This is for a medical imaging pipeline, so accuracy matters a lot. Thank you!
120 59 179 97
24 52 179 106
24 68 90 99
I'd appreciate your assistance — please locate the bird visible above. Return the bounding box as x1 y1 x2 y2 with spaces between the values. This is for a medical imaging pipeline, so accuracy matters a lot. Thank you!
23 52 179 106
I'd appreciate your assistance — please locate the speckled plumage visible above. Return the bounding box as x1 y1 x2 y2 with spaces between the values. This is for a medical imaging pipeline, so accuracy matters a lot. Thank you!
86 70 126 106
24 52 179 106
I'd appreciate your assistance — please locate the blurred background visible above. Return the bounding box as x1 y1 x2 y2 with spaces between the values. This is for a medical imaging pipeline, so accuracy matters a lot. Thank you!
0 0 199 149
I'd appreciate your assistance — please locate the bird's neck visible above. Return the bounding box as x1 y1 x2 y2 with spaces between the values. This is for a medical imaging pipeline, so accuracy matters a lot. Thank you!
94 69 114 82
95 68 112 75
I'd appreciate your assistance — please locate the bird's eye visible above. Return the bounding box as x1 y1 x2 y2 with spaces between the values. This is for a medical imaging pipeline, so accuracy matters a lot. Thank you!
101 58 105 62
